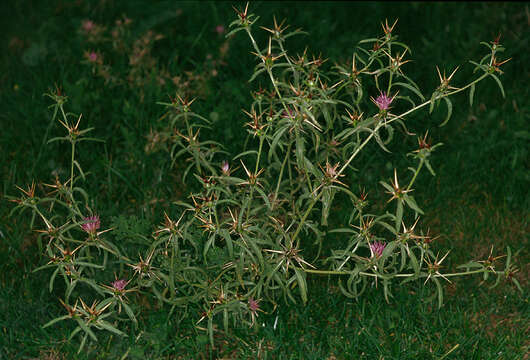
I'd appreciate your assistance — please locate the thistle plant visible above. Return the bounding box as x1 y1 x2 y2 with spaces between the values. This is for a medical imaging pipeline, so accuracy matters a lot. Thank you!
10 4 521 352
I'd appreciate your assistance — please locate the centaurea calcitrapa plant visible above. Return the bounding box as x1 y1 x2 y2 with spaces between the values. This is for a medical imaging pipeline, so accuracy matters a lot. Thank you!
10 5 522 352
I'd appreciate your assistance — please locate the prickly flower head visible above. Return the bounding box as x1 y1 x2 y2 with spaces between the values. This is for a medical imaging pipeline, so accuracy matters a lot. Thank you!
221 161 230 175
82 215 100 235
370 241 386 258
82 20 94 33
371 91 395 111
248 297 260 313
111 279 128 292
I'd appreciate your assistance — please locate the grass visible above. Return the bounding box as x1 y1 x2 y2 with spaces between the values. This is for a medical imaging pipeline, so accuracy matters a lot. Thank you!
1 1 528 359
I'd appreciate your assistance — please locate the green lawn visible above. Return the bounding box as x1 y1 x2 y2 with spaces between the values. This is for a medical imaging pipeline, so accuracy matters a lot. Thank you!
0 2 528 359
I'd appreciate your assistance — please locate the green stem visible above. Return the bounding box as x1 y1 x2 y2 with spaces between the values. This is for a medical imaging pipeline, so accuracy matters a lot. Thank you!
272 141 293 209
246 136 264 221
387 40 393 94
170 238 176 301
300 266 494 279
291 190 324 246
70 141 76 192
245 28 295 126
337 72 489 177
184 112 202 175
387 71 393 94
406 159 424 192
59 104 68 125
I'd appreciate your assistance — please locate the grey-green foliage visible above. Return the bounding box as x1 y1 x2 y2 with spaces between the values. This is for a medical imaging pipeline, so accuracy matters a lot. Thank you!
10 5 519 352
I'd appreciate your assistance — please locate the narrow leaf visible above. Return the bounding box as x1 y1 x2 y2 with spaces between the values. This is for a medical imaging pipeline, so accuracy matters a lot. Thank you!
469 83 475 107
294 268 308 304
439 97 452 127
489 73 505 98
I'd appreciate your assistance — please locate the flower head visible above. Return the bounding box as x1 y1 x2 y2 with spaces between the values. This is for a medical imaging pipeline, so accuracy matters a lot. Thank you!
82 215 100 235
381 18 398 39
82 20 94 33
111 279 128 292
88 52 98 62
221 161 230 175
215 25 225 35
371 91 396 111
281 106 296 119
370 241 386 258
248 297 260 312
247 297 262 326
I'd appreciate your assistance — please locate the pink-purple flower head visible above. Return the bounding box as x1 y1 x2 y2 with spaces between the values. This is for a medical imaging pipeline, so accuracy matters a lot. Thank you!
88 52 98 62
370 241 386 258
111 279 128 292
248 297 260 313
215 25 225 35
281 107 296 119
82 215 100 235
371 91 397 111
221 160 230 175
82 20 95 33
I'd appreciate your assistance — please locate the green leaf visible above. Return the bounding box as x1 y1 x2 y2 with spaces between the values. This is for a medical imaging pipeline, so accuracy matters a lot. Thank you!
97 320 128 337
225 26 245 38
409 250 420 275
328 228 357 234
208 316 214 348
373 129 391 153
49 267 60 293
75 318 98 341
383 279 392 303
47 136 69 143
203 234 216 260
65 279 78 301
255 186 272 211
233 150 258 161
42 315 71 328
394 82 425 101
469 83 476 107
220 229 234 258
78 333 88 354
249 68 267 82
457 261 484 270
433 278 444 309
358 37 380 44
489 273 502 289
395 200 403 232
122 302 138 327
429 94 436 114
489 73 505 98
321 187 336 226
403 195 424 215
381 241 398 262
223 308 229 333
268 125 289 161
379 180 394 193
506 246 512 268
423 159 436 176
294 267 308 304
511 278 523 293
439 97 452 127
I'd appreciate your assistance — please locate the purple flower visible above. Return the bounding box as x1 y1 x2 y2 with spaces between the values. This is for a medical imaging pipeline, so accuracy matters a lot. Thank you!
221 161 230 175
215 25 225 35
248 297 260 313
82 20 94 33
370 241 386 258
371 91 395 111
88 52 98 62
82 215 100 235
281 107 296 119
111 279 128 292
